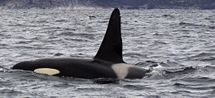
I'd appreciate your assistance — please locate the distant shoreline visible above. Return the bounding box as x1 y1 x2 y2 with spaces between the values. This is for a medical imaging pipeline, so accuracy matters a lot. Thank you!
0 0 215 10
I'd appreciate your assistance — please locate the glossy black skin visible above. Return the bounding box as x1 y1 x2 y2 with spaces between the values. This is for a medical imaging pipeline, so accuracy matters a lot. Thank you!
12 8 150 79
126 67 150 79
12 58 117 79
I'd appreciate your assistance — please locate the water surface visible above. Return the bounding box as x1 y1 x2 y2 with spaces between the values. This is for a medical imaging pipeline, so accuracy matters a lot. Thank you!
0 8 215 97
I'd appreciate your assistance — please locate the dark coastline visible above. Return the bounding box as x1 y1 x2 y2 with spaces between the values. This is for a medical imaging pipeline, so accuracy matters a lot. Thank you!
0 0 215 9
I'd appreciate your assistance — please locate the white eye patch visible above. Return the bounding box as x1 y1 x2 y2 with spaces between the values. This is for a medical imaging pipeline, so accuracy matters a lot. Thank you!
111 63 134 79
34 68 60 76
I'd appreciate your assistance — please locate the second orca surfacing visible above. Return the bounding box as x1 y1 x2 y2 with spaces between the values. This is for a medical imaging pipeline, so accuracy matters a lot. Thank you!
12 8 150 80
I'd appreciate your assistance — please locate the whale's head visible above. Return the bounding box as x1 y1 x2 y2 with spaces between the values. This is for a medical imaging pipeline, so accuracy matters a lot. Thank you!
12 61 34 70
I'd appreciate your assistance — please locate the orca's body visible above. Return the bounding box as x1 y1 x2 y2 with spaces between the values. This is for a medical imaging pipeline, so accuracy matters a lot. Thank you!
12 8 149 79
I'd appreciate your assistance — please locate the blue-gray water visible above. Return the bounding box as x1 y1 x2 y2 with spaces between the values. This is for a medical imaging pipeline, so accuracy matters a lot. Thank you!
0 8 215 97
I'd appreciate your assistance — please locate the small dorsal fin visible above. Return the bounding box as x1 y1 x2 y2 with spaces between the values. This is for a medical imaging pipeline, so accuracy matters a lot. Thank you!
94 8 124 63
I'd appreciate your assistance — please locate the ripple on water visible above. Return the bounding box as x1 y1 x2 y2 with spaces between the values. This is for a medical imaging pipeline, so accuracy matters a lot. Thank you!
0 8 215 97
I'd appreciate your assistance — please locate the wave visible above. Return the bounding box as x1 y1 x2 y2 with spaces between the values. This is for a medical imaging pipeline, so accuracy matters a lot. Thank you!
179 22 207 27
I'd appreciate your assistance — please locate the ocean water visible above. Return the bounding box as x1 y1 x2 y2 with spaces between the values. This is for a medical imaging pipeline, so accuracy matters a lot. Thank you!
0 8 215 98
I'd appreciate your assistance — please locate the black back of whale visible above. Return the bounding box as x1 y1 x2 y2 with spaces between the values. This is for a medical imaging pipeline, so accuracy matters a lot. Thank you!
12 8 148 79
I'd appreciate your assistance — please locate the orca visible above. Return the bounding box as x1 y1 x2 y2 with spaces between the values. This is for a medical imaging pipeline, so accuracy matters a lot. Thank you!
12 8 150 79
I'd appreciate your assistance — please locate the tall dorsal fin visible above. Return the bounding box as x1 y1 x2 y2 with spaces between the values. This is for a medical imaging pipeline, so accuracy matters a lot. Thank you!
94 8 124 63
